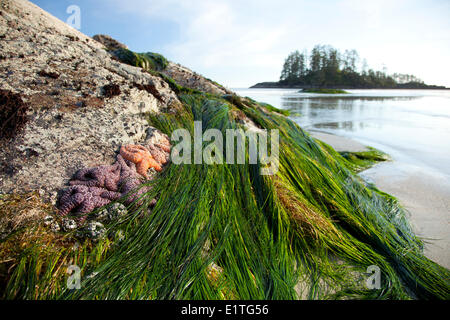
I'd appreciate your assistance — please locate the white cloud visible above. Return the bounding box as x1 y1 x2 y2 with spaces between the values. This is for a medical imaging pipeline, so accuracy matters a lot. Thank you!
108 0 450 87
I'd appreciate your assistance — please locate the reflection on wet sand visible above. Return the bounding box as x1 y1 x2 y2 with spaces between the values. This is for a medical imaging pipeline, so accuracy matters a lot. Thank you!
283 95 419 102
281 96 420 118
313 121 377 131
281 95 423 133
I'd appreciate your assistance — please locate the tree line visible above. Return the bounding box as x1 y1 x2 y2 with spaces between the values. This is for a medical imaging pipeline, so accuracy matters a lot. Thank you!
279 45 424 88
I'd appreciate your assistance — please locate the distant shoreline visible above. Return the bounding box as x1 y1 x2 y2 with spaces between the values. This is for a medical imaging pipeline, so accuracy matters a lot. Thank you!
250 82 450 90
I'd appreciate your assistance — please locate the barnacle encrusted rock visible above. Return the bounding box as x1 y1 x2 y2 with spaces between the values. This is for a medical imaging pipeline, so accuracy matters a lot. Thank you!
61 218 77 232
76 221 106 241
44 215 61 232
94 203 128 223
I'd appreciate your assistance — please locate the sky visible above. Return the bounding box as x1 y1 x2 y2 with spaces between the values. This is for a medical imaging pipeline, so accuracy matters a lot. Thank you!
30 0 450 88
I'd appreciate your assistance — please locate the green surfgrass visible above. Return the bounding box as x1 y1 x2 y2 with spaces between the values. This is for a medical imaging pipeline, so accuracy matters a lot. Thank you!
111 48 169 72
4 79 449 301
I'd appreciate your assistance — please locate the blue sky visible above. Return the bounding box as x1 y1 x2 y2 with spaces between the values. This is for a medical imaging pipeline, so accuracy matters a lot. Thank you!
30 0 450 88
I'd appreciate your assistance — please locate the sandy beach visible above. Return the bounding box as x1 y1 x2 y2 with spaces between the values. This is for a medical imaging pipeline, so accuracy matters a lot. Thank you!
311 131 450 269
310 132 369 152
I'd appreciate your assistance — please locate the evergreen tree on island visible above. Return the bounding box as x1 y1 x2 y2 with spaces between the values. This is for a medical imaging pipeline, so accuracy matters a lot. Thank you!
270 45 446 89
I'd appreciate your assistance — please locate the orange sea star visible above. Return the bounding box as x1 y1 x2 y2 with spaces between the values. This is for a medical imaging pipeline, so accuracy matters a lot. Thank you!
120 144 162 177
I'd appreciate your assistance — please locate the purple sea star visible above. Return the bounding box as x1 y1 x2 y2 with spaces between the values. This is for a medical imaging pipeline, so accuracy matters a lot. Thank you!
58 185 121 224
69 163 121 191
116 154 139 181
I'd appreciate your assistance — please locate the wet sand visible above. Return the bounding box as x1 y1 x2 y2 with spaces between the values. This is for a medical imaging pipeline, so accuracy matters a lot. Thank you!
310 131 369 152
311 131 450 269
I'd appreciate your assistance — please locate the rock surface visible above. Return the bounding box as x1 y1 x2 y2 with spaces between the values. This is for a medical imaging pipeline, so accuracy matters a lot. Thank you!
92 34 128 51
0 0 182 199
161 62 232 96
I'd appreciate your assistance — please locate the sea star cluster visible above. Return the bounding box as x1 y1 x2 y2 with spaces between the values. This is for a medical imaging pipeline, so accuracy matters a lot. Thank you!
57 137 171 223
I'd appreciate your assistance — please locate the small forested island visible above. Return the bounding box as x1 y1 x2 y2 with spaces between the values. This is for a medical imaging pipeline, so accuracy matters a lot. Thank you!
252 45 448 89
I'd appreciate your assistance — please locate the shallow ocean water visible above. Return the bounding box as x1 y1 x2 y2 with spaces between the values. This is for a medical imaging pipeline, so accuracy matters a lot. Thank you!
233 88 450 178
234 88 450 268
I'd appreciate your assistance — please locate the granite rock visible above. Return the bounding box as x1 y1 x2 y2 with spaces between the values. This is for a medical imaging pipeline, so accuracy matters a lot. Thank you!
92 34 128 51
0 0 180 200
